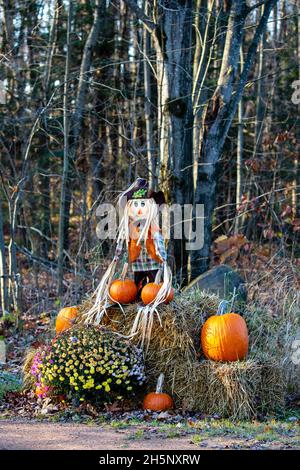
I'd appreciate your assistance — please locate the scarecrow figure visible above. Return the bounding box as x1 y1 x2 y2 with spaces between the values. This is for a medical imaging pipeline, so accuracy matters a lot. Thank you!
84 178 173 345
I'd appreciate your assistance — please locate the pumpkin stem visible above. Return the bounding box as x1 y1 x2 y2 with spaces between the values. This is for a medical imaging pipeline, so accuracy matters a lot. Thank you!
156 373 165 393
120 262 128 280
217 300 229 316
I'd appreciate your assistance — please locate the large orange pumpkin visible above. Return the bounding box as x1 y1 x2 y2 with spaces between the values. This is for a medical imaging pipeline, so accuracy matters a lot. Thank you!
109 279 137 304
143 373 174 411
55 306 79 335
141 283 174 305
201 312 249 362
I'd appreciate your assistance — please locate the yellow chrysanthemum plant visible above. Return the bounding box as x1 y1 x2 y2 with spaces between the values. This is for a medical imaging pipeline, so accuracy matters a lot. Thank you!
37 325 146 403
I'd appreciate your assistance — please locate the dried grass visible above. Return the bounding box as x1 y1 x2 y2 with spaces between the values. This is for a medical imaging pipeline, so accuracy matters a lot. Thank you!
245 292 300 396
22 348 37 390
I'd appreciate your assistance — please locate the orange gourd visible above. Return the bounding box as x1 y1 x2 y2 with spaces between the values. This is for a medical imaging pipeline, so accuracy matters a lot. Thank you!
55 306 79 335
201 312 249 362
109 279 137 304
143 373 174 411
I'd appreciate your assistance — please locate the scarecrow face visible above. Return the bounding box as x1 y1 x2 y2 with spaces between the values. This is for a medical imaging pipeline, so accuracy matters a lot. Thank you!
127 199 150 221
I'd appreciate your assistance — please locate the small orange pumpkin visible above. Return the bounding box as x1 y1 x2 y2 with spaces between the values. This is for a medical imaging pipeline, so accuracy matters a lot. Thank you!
109 279 137 304
55 306 79 335
201 312 249 362
141 283 174 305
141 282 161 305
143 373 174 412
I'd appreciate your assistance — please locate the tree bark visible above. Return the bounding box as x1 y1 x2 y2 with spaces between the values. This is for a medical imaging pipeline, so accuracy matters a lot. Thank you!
143 0 156 189
57 0 73 297
235 45 244 234
0 197 8 316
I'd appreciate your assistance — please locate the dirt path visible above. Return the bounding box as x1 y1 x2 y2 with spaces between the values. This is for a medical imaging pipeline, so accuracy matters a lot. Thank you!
0 419 299 450
0 420 197 450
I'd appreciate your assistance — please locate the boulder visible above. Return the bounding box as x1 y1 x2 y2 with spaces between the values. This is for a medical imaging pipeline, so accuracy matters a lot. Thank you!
184 264 247 301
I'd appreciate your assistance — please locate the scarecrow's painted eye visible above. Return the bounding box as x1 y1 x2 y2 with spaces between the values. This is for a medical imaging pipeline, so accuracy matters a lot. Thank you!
134 201 139 207
141 201 145 207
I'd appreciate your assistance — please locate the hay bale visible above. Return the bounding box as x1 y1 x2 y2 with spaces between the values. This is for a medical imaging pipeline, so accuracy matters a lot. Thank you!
168 358 285 420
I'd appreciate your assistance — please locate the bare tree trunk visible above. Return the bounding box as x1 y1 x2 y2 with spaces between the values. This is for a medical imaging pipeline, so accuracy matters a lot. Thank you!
58 0 73 297
235 46 244 234
143 0 156 189
0 197 8 316
253 16 267 159
192 0 209 190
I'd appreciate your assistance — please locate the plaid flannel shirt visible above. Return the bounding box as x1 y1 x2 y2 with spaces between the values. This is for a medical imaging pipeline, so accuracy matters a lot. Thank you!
115 231 167 272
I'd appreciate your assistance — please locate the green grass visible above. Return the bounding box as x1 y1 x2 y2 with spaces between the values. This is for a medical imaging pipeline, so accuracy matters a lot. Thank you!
127 429 145 440
110 420 129 429
103 417 299 448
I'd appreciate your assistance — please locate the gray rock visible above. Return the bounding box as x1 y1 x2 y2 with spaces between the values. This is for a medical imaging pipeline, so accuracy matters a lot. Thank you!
185 264 247 301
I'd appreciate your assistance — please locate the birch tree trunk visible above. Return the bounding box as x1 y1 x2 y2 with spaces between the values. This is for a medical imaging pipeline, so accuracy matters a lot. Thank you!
235 46 244 234
253 24 267 159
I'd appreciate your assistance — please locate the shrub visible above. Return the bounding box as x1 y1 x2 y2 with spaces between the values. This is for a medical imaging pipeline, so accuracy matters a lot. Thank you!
0 371 22 400
36 325 145 403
